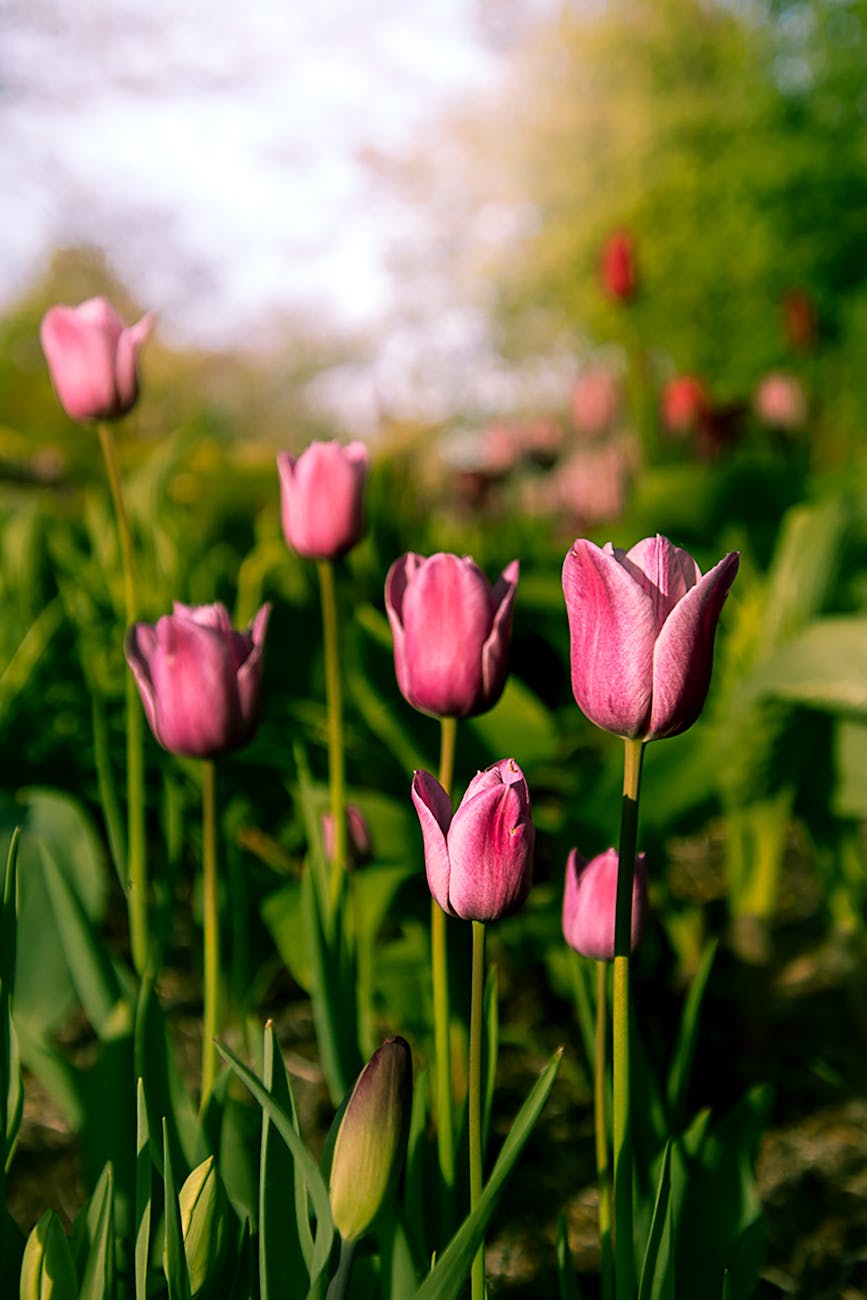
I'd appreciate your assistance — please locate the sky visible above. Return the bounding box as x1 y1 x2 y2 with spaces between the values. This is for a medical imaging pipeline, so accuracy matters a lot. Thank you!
1 0 547 356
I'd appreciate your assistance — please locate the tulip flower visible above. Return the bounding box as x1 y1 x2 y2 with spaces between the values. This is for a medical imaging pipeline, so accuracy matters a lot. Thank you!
754 372 807 431
125 601 270 759
562 534 739 741
412 758 534 922
40 297 152 422
329 1037 412 1241
322 803 373 870
277 440 369 561
662 374 710 436
562 847 648 961
600 230 637 302
386 552 519 719
571 369 621 438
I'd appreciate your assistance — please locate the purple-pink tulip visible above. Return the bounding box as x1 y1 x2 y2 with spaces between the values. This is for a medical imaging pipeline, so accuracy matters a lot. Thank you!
562 847 648 961
562 534 739 741
386 552 519 719
411 758 534 922
322 803 374 870
125 602 270 759
40 297 152 422
277 440 369 561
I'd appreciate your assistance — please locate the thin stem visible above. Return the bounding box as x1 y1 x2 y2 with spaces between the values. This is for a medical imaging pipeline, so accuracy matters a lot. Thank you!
200 759 220 1112
595 961 614 1300
317 560 347 918
97 421 149 977
432 715 457 1226
612 737 645 1300
469 919 486 1300
325 1236 357 1300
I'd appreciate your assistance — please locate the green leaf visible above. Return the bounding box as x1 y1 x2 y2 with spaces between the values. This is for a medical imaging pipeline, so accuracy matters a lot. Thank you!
74 1164 115 1300
638 1142 674 1300
666 940 718 1132
751 618 867 715
91 695 127 892
402 1068 430 1271
301 868 360 1105
466 676 558 769
555 1212 582 1300
19 1210 78 1300
134 1079 151 1300
259 1022 309 1294
133 976 201 1180
412 1048 562 1300
163 1119 193 1300
261 883 312 993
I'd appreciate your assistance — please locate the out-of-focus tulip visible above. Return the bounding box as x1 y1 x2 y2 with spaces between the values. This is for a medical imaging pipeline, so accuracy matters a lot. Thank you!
125 602 270 759
481 422 521 476
40 297 152 422
571 369 621 438
411 758 534 922
662 374 710 436
557 442 630 526
783 288 817 353
329 1037 412 1241
562 847 648 961
322 803 374 870
754 372 807 431
562 534 739 741
600 230 637 302
277 440 369 561
385 552 519 719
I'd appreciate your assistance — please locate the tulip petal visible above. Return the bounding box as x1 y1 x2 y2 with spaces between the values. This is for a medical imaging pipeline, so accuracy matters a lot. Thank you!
446 776 534 921
40 305 118 421
114 313 152 413
149 616 242 757
236 603 271 731
384 554 418 705
411 771 454 914
124 623 160 737
620 535 701 632
481 560 519 710
400 554 492 717
562 539 658 738
279 440 368 559
648 551 739 739
561 848 647 960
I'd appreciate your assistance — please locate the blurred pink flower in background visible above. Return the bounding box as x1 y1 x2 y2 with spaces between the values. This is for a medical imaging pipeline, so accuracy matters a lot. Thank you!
322 803 374 870
571 369 621 439
277 440 369 561
556 441 632 527
40 297 152 422
562 847 648 961
662 373 710 436
480 422 522 476
600 229 637 302
754 372 807 431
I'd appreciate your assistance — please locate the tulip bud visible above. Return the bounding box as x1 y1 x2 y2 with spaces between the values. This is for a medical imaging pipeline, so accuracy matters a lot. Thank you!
322 803 374 870
277 440 369 561
125 601 270 759
385 552 519 719
562 848 648 961
562 534 739 742
412 758 534 922
40 297 152 422
600 230 637 302
662 374 710 436
753 372 807 431
177 1156 228 1298
20 1210 78 1300
329 1036 412 1241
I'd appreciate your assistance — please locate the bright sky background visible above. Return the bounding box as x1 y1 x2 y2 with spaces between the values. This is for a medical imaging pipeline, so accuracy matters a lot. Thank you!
1 0 548 353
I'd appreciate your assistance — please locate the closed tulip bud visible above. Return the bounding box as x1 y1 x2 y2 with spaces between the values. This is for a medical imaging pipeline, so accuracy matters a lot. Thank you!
600 230 637 302
125 601 270 759
412 758 534 922
562 534 739 741
562 848 648 961
277 440 369 560
40 297 152 422
662 374 710 436
177 1156 228 1298
20 1210 78 1300
329 1036 412 1241
385 552 519 719
322 803 374 870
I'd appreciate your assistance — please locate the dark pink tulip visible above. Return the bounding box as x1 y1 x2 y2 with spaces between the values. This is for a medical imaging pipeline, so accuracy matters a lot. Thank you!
662 374 710 436
385 552 519 719
40 297 152 422
562 848 647 961
322 803 374 870
600 230 637 302
411 758 534 922
562 534 739 741
277 440 369 560
125 602 270 759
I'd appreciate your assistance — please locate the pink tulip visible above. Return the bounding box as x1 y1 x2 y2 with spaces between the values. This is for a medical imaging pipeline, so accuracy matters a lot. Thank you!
754 372 807 431
412 758 534 922
562 848 647 961
40 297 152 422
322 804 374 870
125 602 270 759
571 369 621 438
562 534 739 741
385 552 519 719
600 230 637 302
662 374 710 436
277 440 369 561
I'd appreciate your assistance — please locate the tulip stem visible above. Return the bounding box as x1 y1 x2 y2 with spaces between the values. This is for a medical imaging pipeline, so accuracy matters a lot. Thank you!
469 919 486 1300
200 759 220 1112
317 560 347 919
595 960 614 1300
432 716 457 1231
97 420 149 978
326 1236 356 1300
612 737 644 1300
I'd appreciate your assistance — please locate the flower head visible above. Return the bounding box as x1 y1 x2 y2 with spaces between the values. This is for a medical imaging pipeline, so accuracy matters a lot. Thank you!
40 297 152 422
562 848 648 961
277 440 368 560
600 230 637 302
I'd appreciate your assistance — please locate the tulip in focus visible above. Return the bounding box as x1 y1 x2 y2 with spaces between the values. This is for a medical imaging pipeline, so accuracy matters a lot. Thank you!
754 372 807 431
386 552 519 718
329 1037 412 1241
571 369 621 438
40 297 152 422
662 374 710 436
412 758 534 922
125 601 270 759
277 440 369 561
600 230 637 302
322 803 373 870
562 848 648 961
562 534 739 741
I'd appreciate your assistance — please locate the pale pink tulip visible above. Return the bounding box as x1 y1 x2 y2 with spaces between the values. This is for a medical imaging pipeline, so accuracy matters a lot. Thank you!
277 440 369 561
562 847 647 961
40 297 152 422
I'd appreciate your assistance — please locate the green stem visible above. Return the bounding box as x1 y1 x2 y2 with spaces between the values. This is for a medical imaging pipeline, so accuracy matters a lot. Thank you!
317 560 347 918
200 759 220 1112
97 421 149 977
326 1236 357 1300
469 919 486 1300
612 737 644 1300
595 961 614 1300
432 716 457 1228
